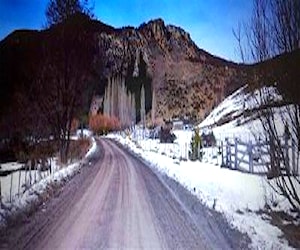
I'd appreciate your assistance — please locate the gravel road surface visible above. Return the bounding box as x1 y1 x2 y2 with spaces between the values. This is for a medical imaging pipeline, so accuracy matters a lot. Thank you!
0 138 249 249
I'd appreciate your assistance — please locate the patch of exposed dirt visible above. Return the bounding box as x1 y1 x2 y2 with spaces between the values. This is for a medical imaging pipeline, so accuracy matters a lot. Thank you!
269 211 300 249
257 209 300 249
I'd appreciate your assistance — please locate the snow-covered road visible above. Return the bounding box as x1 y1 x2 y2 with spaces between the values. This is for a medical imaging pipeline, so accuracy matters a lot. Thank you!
1 138 248 249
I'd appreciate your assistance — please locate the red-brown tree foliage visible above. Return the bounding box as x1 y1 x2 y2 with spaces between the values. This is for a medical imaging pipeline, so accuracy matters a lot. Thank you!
89 114 120 134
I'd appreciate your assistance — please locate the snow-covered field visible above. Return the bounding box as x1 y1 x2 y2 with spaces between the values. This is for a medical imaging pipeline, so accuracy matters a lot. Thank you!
107 85 299 249
109 132 296 249
0 136 97 227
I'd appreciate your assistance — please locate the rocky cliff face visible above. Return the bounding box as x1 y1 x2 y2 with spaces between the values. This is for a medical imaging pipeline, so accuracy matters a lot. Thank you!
94 18 247 123
0 16 248 126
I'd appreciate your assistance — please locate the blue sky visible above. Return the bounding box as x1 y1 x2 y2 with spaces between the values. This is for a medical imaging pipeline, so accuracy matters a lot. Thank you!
0 0 252 62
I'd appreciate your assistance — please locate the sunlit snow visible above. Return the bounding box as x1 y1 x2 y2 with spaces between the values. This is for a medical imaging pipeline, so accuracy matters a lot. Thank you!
108 85 297 249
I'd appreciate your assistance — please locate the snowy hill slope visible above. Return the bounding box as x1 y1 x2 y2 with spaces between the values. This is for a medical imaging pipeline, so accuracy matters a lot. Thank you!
198 84 284 141
199 85 249 128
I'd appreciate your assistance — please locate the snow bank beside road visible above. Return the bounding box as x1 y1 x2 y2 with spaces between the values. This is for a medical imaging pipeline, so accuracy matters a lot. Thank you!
0 136 97 227
85 137 97 158
109 133 294 250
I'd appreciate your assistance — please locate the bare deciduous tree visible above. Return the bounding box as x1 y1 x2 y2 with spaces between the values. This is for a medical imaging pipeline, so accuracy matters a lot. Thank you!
235 0 300 212
46 0 94 26
35 13 95 164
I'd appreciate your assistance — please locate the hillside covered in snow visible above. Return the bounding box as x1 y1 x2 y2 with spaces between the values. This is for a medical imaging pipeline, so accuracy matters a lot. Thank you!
109 84 300 249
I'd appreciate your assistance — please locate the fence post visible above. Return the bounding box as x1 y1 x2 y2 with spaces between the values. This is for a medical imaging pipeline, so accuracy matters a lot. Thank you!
248 140 253 173
10 173 13 203
34 166 37 183
228 140 232 168
38 167 41 182
18 170 21 196
221 141 224 166
225 138 229 167
234 138 238 170
50 158 52 176
29 160 32 186
25 164 27 186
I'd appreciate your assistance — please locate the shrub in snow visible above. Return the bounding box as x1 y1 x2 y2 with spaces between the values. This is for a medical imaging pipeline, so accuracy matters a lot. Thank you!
89 114 120 135
159 121 177 143
201 131 217 147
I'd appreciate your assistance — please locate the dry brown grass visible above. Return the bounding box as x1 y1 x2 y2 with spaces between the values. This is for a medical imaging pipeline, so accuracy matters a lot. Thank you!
68 138 91 162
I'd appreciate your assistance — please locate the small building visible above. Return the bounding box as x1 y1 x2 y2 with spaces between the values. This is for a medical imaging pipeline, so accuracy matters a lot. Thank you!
172 119 184 130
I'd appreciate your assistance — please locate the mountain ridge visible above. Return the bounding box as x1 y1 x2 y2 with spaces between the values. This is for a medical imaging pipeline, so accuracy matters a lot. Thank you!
0 15 249 130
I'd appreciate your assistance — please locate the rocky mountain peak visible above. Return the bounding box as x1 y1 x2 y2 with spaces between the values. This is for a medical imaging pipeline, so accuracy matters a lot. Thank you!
138 18 190 42
137 18 196 58
166 24 191 42
0 16 247 125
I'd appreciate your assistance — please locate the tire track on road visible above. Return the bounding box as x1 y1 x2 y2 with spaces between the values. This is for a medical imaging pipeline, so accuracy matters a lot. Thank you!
2 138 248 249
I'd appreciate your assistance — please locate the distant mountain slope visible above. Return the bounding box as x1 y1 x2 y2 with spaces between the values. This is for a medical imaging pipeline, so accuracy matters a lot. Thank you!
0 15 249 130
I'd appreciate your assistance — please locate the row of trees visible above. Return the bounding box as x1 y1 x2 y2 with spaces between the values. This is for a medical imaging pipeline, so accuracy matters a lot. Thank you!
6 0 98 164
102 75 137 128
235 0 300 212
40 0 151 163
140 84 146 128
89 75 149 134
101 73 150 129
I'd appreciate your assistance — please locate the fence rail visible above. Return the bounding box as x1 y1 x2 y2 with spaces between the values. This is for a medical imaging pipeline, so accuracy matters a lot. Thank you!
221 137 299 176
0 159 58 207
131 129 299 177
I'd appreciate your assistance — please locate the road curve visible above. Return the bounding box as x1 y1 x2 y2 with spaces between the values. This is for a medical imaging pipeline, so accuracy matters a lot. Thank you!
1 138 241 249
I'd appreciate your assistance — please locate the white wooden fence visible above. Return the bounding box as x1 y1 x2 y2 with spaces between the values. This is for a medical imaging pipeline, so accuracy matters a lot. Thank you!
221 137 299 175
131 129 299 176
0 159 58 206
